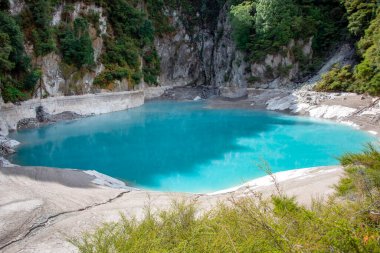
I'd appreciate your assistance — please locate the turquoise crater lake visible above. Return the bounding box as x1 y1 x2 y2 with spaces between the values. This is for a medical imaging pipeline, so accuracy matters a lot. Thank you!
9 101 376 193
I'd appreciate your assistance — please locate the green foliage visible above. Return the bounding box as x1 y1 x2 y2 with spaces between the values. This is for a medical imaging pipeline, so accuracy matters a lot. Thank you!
315 64 355 92
1 80 27 103
93 65 130 89
102 37 140 70
145 0 174 35
353 10 380 95
315 9 380 95
230 0 347 74
58 18 94 68
142 49 160 85
98 0 159 87
338 144 380 195
22 0 55 56
255 0 297 45
341 0 378 36
0 11 33 102
24 69 42 90
74 189 380 252
0 11 29 73
106 0 152 45
0 32 14 72
230 1 255 50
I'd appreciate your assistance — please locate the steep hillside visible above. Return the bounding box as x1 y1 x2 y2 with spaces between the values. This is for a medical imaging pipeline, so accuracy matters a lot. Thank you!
0 0 371 103
316 0 379 95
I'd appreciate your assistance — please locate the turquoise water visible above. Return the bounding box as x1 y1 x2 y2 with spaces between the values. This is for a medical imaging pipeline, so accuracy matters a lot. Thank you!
9 101 376 193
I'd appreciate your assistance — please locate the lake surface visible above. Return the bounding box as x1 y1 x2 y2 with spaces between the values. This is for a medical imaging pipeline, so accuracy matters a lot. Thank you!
9 100 376 193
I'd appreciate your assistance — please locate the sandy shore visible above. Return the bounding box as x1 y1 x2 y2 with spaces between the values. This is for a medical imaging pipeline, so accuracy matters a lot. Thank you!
0 165 343 253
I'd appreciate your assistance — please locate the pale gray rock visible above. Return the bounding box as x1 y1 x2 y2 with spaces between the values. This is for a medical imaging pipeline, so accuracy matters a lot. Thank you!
8 0 24 15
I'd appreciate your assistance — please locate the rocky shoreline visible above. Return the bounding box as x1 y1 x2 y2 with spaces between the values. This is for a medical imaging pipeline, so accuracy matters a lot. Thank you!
205 89 380 137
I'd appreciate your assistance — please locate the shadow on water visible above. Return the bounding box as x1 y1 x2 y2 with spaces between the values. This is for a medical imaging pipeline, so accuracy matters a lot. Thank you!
9 101 314 187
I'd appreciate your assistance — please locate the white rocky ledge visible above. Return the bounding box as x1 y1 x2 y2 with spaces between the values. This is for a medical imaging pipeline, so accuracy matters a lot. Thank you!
0 90 145 133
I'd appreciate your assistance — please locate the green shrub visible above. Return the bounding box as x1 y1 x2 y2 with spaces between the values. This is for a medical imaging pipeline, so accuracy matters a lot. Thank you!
102 37 140 70
0 11 29 72
145 0 174 35
1 82 27 103
315 65 355 92
23 0 55 56
338 144 380 195
341 0 378 37
0 32 14 72
0 11 32 102
93 65 130 88
24 69 42 90
352 10 380 95
142 49 160 85
230 1 255 50
58 18 94 68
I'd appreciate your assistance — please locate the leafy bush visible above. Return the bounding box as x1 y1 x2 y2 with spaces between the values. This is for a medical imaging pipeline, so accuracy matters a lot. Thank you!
0 11 34 102
99 0 159 87
0 32 14 72
93 65 130 89
24 69 42 90
145 0 175 35
0 11 29 73
230 1 255 50
341 0 378 37
142 49 160 85
58 18 94 68
22 0 55 56
1 81 27 103
102 37 140 70
338 144 380 196
353 10 380 95
315 65 355 92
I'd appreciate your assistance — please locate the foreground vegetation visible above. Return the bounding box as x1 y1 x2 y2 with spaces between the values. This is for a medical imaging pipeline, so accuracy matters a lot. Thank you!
73 145 380 252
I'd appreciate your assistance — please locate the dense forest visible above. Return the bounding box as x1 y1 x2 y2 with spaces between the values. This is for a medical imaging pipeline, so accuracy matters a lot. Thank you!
0 0 379 103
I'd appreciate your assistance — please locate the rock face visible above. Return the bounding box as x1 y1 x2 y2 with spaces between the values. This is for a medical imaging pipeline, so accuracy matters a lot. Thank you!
1 90 144 131
154 3 315 98
155 4 249 98
250 37 313 89
31 2 107 98
7 1 316 100
0 136 20 155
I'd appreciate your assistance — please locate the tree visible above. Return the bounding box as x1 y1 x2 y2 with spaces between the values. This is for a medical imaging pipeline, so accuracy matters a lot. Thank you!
341 0 377 36
0 11 29 72
354 10 380 95
255 0 298 47
59 18 94 68
0 32 14 72
230 1 255 50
